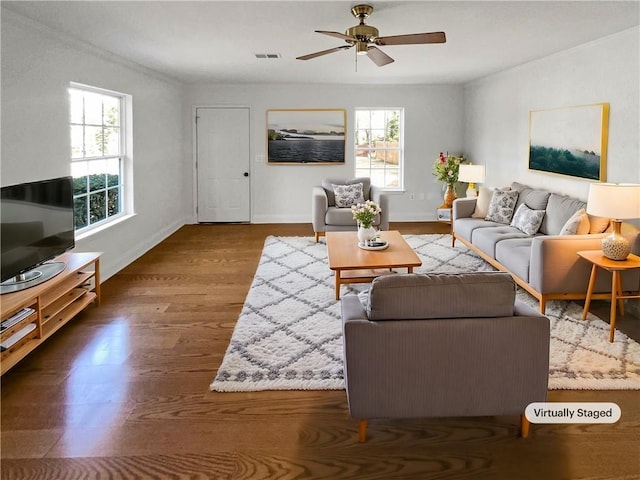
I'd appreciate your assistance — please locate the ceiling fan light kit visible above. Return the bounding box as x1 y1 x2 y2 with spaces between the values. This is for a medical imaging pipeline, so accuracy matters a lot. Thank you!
296 4 446 67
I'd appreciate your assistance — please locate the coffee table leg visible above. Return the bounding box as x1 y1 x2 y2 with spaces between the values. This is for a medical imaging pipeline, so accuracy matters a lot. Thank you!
335 270 341 300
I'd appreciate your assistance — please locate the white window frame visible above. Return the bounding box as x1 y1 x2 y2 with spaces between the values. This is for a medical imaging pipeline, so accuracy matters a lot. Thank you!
354 108 404 191
69 83 132 235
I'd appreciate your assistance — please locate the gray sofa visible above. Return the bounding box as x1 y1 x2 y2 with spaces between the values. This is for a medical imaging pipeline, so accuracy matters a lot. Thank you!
342 272 550 442
453 182 640 313
311 177 389 242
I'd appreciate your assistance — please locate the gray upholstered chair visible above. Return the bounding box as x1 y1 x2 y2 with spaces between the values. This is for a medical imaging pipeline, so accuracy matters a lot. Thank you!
341 272 550 442
312 177 389 242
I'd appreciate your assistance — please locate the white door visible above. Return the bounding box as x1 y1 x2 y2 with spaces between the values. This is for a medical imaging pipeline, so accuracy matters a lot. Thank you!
196 107 250 222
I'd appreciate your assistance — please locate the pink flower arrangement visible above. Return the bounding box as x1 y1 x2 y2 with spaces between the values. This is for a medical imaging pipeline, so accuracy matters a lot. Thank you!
433 152 466 186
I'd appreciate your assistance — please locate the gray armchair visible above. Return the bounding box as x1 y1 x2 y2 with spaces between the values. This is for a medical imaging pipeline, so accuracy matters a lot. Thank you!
341 272 550 442
312 177 389 242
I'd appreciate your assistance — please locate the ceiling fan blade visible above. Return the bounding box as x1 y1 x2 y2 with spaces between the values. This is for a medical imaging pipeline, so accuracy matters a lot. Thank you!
376 31 446 46
296 45 352 61
367 46 394 67
315 30 356 42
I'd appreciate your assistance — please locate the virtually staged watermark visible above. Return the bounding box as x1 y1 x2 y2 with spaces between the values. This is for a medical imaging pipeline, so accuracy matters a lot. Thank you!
525 402 621 424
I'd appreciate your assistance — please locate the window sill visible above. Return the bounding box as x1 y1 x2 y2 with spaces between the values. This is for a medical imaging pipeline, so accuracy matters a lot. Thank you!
75 213 137 241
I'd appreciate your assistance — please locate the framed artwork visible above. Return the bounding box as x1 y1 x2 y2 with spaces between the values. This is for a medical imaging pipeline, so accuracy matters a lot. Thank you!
267 109 346 164
529 103 609 181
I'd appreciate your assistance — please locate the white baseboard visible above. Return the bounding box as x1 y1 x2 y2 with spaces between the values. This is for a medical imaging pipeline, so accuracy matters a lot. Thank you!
251 214 310 224
98 219 185 281
389 212 437 222
251 213 438 224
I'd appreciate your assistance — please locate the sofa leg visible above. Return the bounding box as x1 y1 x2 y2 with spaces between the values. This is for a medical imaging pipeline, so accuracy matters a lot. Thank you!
358 419 368 443
539 298 546 314
315 232 320 242
451 233 456 248
521 414 530 438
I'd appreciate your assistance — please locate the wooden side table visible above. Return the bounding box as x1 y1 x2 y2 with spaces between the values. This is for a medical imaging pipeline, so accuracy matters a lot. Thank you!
437 208 453 244
577 250 640 342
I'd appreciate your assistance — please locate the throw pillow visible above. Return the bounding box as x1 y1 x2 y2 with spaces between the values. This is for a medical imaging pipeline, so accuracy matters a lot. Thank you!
560 208 590 235
588 214 610 234
485 189 519 224
510 203 545 235
472 187 493 218
332 183 365 208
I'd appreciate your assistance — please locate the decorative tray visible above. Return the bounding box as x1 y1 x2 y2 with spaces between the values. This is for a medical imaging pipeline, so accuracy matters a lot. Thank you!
358 240 389 251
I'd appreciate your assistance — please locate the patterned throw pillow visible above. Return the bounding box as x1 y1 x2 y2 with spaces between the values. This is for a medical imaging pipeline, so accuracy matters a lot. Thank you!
485 189 519 224
332 183 365 208
510 203 546 235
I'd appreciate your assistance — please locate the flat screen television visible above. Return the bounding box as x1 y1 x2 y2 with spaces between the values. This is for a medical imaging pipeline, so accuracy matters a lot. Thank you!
1 176 75 294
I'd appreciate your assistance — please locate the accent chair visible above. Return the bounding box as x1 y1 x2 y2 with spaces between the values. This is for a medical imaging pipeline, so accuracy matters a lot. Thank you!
311 177 389 242
341 272 550 442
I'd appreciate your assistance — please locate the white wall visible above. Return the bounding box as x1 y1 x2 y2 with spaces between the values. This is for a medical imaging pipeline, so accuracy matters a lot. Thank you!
185 84 465 223
1 9 190 280
3 6 638 282
464 27 640 200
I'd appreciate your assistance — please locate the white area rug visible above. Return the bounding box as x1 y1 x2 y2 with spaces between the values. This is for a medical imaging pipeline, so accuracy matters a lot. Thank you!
211 234 640 392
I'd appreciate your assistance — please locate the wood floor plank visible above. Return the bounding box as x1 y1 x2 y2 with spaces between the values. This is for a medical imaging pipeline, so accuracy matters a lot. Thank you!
1 222 639 480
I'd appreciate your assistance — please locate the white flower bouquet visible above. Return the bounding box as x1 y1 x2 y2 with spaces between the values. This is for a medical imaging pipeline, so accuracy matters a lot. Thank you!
351 200 382 229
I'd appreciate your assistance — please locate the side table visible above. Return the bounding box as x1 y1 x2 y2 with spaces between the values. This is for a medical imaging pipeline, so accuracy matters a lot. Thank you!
437 208 453 245
577 250 640 342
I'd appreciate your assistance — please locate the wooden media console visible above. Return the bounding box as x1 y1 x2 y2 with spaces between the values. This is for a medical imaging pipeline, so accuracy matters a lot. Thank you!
0 252 101 375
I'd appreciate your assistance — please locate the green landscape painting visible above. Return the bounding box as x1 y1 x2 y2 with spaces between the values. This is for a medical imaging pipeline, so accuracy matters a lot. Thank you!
529 103 608 181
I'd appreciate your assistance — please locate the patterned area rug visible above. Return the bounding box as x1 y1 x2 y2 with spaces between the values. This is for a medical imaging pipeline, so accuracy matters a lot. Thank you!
211 234 640 392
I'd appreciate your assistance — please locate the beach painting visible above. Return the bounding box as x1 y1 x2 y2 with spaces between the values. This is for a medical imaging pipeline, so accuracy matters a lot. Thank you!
529 103 608 181
267 109 346 164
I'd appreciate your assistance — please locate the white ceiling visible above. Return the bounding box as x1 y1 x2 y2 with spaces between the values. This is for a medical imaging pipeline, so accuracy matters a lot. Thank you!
3 1 639 85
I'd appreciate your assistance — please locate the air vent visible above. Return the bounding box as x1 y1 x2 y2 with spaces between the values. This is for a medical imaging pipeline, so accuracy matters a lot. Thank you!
255 53 281 59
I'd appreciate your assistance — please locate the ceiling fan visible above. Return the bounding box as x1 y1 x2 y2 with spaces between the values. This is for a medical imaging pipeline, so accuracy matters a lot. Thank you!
296 4 446 67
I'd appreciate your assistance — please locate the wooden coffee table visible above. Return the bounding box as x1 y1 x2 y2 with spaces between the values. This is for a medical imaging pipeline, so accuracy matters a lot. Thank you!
326 230 422 299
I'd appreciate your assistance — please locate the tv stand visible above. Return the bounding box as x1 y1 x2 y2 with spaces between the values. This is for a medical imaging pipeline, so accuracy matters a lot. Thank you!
0 252 101 375
0 261 67 294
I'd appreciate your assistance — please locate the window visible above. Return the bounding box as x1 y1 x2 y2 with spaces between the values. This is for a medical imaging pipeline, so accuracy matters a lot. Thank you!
354 108 403 190
69 85 127 232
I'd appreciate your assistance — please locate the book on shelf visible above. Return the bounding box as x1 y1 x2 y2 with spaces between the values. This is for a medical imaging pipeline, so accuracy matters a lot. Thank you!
1 323 37 352
1 307 36 333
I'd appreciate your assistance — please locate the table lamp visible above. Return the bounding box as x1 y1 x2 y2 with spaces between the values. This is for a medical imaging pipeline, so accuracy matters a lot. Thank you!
458 164 486 197
586 183 640 260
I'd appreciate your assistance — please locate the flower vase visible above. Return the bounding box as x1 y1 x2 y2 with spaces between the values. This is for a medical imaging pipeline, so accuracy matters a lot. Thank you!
357 224 377 245
441 184 457 208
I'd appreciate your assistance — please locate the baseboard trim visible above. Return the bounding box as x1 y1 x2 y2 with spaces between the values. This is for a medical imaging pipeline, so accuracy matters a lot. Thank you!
251 214 437 223
96 219 184 281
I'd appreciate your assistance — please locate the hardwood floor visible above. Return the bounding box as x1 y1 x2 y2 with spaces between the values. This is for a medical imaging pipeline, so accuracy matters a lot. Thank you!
1 223 639 479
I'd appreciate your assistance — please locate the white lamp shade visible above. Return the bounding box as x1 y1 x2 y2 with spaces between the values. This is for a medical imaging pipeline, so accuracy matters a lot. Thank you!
458 164 486 183
586 183 640 219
